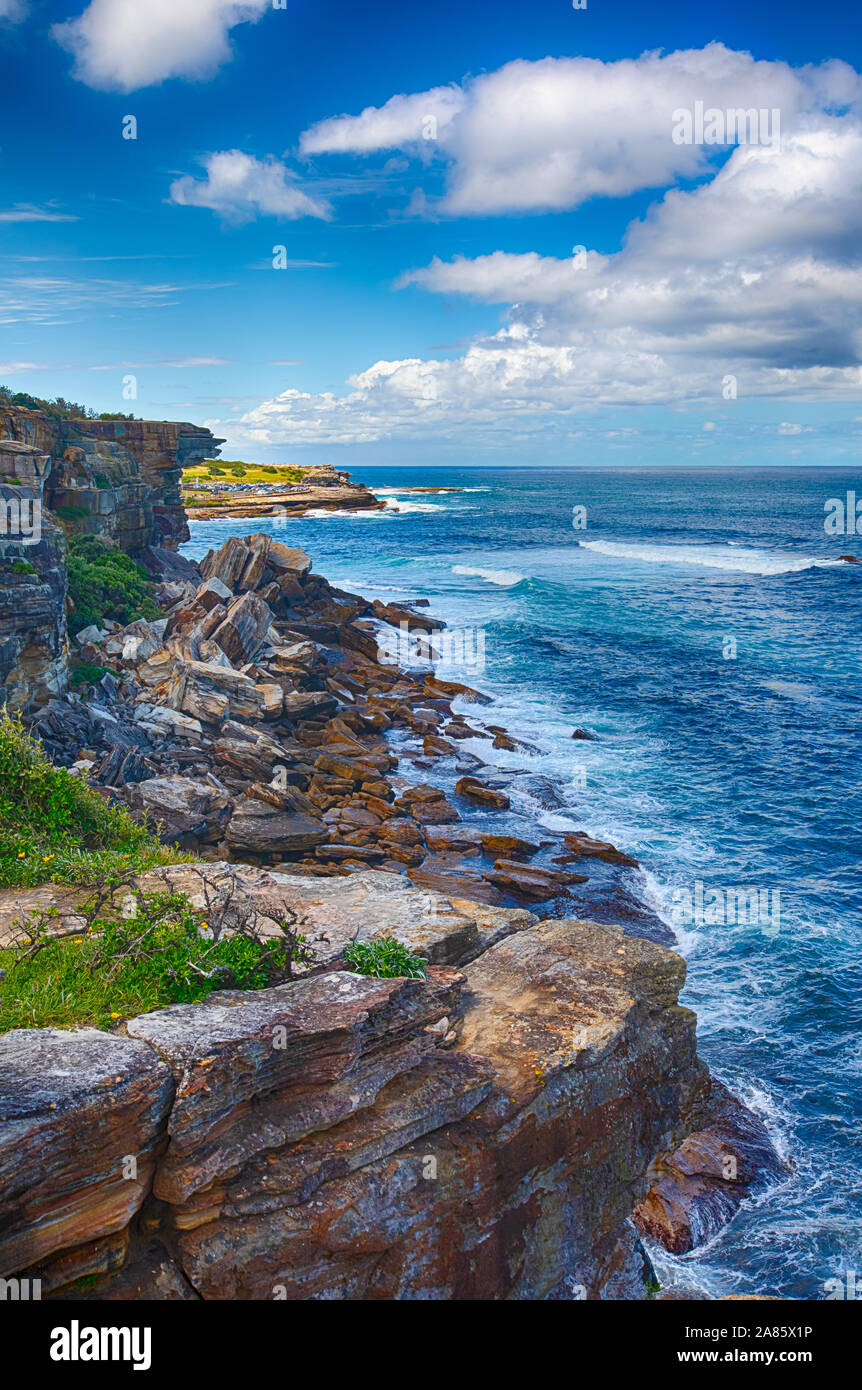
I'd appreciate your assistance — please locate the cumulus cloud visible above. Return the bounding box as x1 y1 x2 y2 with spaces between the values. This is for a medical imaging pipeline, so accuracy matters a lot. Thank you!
300 45 862 215
0 1 27 22
169 151 332 223
213 110 862 449
53 0 269 92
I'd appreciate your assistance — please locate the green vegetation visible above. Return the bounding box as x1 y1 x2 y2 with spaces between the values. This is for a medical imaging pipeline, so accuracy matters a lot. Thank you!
0 386 140 421
183 460 305 489
342 936 428 979
0 712 177 889
8 561 36 576
55 504 89 522
67 534 159 637
0 876 318 1031
70 662 113 688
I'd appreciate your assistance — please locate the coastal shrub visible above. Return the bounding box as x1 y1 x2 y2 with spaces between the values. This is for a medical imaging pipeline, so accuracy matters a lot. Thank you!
0 876 318 1031
67 534 159 636
0 712 174 888
70 662 112 688
342 936 427 979
9 561 36 575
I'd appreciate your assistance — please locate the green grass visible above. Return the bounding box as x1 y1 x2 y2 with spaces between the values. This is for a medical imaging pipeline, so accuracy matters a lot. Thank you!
0 712 180 889
342 936 427 979
0 888 308 1031
183 460 305 487
67 534 160 637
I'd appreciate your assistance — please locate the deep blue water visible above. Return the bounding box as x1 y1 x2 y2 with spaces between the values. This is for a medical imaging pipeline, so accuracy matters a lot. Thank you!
183 466 862 1301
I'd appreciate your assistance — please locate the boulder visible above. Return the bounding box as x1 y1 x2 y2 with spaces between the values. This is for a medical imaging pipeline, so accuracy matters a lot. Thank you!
560 831 639 869
483 859 588 900
210 592 274 666
480 833 539 860
225 799 327 856
632 1080 786 1254
118 776 233 845
455 776 510 810
0 1029 173 1277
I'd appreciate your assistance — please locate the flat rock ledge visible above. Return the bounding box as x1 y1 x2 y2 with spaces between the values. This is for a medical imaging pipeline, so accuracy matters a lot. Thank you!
0 900 731 1301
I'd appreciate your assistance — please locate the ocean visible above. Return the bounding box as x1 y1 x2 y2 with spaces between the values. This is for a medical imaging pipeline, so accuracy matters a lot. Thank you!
183 465 862 1301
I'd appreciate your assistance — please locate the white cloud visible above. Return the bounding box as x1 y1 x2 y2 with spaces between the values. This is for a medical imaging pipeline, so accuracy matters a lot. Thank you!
300 45 862 215
0 1 27 22
0 276 233 327
302 87 465 155
213 111 862 449
169 151 332 223
53 0 269 92
0 205 77 223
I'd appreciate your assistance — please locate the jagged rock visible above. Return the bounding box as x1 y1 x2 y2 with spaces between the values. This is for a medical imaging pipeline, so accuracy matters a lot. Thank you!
225 799 327 856
210 592 274 665
125 967 461 1206
200 536 250 591
136 547 201 584
424 824 482 853
483 859 589 900
265 541 312 578
282 691 337 720
556 833 639 869
632 1079 785 1254
394 784 461 825
118 776 233 845
0 1028 174 1278
409 859 506 905
455 776 510 810
134 703 203 742
144 917 706 1300
371 599 443 632
171 659 279 725
480 833 540 859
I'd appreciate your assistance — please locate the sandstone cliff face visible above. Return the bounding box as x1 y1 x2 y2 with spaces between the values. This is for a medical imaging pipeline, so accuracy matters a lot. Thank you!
0 406 222 705
0 492 69 709
0 407 224 554
83 420 225 549
0 888 709 1301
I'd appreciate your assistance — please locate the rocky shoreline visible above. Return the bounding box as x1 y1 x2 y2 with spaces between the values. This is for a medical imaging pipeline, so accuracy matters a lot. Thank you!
183 464 384 522
0 527 786 1298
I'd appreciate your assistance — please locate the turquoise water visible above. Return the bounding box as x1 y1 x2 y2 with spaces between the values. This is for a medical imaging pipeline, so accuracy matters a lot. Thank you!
183 466 862 1300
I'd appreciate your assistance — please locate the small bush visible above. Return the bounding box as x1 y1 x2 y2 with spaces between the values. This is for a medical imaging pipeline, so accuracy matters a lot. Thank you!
9 561 36 575
0 875 318 1030
0 712 174 888
342 936 427 979
67 534 159 637
71 662 112 687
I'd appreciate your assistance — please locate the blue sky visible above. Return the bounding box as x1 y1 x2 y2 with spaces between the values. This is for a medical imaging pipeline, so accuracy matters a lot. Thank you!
1 0 861 466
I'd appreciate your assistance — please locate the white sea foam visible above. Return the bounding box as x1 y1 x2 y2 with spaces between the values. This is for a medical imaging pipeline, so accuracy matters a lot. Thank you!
384 498 445 514
452 564 526 586
578 539 844 576
301 507 388 519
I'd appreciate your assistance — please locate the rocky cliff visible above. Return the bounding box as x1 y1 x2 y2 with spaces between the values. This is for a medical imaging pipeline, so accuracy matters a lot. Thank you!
0 406 224 553
0 529 784 1298
0 895 709 1300
0 406 223 709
